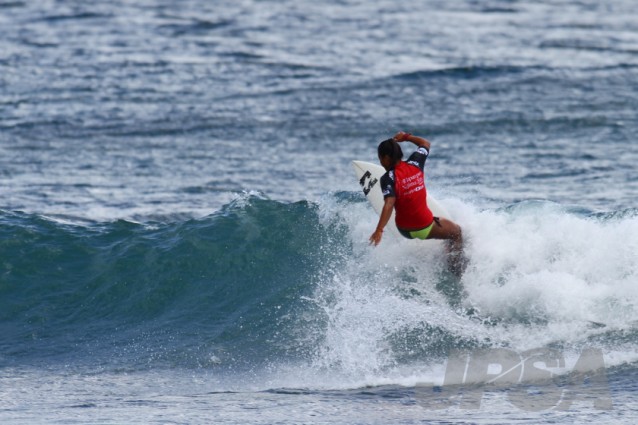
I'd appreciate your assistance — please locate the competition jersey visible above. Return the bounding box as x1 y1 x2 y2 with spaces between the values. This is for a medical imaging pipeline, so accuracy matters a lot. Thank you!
380 146 434 230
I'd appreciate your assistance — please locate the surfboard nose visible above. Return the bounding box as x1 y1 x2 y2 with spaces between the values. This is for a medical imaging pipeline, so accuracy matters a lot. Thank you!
352 160 371 177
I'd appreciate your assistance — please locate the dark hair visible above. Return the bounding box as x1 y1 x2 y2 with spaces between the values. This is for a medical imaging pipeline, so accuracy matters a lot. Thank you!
377 138 403 164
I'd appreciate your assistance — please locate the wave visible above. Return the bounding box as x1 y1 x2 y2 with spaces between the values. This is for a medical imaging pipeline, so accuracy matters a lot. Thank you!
0 2 25 9
36 12 112 23
158 19 234 37
301 196 638 384
540 39 638 55
391 65 530 81
0 196 349 368
1 194 637 387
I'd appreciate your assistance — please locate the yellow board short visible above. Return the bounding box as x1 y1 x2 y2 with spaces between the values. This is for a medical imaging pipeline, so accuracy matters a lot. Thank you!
397 219 437 240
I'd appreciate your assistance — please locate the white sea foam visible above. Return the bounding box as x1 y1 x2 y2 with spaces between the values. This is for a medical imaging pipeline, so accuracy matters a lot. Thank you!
305 193 638 389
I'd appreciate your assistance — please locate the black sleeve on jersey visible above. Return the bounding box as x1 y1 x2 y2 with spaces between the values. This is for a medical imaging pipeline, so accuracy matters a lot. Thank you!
380 171 396 199
405 146 429 171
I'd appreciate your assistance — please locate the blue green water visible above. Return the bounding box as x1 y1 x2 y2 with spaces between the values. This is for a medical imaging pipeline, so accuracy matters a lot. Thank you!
1 0 638 423
0 198 346 370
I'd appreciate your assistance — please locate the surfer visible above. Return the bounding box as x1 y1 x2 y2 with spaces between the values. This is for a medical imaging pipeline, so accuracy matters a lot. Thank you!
369 132 465 275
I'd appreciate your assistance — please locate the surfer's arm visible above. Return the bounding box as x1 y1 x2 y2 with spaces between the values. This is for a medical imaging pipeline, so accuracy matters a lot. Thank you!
369 196 395 246
394 132 431 151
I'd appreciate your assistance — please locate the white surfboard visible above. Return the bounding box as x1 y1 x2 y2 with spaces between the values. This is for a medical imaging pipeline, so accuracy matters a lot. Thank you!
352 160 450 232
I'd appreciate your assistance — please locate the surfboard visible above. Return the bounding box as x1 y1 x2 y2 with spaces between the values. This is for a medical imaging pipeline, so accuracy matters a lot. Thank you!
352 160 450 230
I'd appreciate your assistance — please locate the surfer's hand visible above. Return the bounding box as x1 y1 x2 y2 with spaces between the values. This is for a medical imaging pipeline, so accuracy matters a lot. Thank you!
393 131 411 142
369 229 383 246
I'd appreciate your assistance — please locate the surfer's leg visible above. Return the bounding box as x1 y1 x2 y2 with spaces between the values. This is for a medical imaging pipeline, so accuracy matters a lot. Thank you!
427 218 462 252
427 218 466 276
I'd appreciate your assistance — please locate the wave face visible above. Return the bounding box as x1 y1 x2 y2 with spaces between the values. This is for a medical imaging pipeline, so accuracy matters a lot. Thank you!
2 194 637 388
0 196 348 370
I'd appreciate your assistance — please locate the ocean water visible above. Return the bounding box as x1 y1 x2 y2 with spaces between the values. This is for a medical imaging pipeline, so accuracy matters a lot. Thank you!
1 0 637 423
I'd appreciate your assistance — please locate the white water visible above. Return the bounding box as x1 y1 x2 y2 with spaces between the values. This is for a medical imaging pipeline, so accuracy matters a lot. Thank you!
302 193 638 389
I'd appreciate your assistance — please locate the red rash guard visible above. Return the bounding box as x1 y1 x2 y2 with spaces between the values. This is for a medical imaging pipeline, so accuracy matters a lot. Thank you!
380 146 434 230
